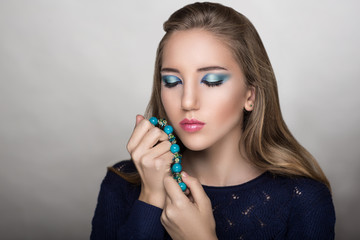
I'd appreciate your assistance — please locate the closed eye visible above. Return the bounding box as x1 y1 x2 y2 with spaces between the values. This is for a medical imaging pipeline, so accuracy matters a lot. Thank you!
201 73 230 87
162 75 182 88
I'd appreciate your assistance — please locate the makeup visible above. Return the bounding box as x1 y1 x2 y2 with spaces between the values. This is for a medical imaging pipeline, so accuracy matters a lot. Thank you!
162 75 182 88
201 73 230 87
179 118 205 132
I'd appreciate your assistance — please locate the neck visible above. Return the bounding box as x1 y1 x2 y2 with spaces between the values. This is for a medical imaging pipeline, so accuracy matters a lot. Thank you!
182 132 263 187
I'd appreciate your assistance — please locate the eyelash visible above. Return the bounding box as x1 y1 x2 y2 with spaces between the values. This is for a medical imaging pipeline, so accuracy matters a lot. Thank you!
162 76 182 88
162 74 228 88
202 80 223 87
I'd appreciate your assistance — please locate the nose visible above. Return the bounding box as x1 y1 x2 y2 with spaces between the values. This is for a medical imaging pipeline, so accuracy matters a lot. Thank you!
181 81 199 111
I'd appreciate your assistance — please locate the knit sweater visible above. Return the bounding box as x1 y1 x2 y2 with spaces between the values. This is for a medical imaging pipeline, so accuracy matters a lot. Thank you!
90 160 335 239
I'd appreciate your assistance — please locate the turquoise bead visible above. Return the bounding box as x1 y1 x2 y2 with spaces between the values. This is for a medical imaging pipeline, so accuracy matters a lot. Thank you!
149 117 158 126
164 125 173 134
148 117 186 193
170 144 180 153
172 163 182 173
179 182 187 191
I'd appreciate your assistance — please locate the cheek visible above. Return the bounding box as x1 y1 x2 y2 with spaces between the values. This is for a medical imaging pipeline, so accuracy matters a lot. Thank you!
161 87 180 121
204 86 245 122
160 89 170 114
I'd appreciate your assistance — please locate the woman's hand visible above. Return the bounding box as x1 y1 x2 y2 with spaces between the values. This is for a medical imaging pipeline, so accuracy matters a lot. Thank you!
126 114 173 209
161 172 218 240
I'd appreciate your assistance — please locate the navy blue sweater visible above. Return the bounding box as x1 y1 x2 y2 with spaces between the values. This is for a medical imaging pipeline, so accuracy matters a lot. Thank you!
91 160 335 239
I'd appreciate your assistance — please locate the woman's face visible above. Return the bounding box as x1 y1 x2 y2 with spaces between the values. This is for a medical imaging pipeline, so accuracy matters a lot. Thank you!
160 29 254 151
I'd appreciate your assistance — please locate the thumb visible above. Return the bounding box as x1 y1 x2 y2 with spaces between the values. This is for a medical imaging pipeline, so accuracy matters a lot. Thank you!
181 172 211 209
135 114 145 126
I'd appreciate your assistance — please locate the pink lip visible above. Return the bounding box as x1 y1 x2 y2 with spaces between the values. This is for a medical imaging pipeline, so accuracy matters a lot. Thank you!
179 118 205 132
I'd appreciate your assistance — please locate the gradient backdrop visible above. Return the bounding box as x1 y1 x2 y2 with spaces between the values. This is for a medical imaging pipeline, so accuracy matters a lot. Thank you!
0 0 359 239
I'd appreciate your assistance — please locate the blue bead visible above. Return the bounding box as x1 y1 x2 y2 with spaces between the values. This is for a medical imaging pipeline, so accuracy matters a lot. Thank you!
170 144 180 153
179 182 187 191
164 125 173 135
171 163 182 173
149 117 158 126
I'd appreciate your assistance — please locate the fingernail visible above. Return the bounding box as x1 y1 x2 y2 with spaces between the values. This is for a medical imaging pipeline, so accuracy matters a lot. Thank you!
181 171 188 178
135 114 142 126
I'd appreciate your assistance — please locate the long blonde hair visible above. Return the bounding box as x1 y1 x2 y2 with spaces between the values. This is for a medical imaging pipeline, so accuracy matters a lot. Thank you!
111 2 330 190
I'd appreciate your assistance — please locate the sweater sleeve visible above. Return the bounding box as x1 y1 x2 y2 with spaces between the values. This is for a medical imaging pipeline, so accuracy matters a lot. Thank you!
90 163 166 240
285 179 336 239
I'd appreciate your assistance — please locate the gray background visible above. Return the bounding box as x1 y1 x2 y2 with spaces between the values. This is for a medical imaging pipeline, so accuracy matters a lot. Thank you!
0 0 359 239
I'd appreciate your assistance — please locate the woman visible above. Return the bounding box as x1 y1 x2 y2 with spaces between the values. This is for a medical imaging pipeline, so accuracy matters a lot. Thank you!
91 2 335 239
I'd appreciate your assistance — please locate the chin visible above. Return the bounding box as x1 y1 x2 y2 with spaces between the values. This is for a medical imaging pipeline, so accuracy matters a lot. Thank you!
181 139 210 151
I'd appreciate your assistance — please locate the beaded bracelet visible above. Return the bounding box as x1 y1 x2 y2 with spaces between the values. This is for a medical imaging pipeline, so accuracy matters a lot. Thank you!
149 117 187 192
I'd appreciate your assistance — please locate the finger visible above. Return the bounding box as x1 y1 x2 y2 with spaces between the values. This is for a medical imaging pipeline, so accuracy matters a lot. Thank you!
127 118 154 153
165 194 172 205
184 188 194 203
163 175 188 203
181 172 210 209
184 188 190 196
128 117 169 154
141 127 169 150
161 195 173 226
188 194 194 203
156 151 174 171
142 141 172 168
135 114 145 127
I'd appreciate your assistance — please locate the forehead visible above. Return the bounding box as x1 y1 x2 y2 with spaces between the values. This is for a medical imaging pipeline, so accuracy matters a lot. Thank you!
162 29 238 70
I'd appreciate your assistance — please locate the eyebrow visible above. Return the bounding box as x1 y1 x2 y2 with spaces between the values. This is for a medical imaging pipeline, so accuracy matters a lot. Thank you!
160 66 228 73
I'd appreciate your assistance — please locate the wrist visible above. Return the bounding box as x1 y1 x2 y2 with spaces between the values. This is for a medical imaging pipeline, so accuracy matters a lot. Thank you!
138 191 165 209
205 232 218 240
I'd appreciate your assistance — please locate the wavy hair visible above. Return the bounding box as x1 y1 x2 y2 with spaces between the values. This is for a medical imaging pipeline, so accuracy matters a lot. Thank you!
111 2 330 190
